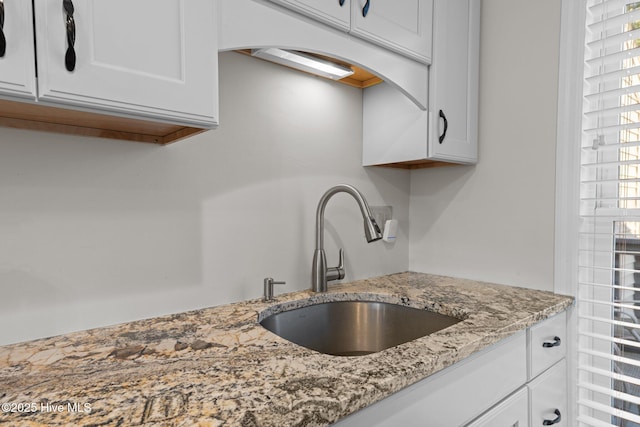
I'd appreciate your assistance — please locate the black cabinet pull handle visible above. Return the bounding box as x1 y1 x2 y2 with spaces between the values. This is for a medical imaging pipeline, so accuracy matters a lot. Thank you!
0 0 6 58
339 0 345 5
63 0 76 72
438 110 448 144
543 336 561 348
543 409 562 426
362 0 370 17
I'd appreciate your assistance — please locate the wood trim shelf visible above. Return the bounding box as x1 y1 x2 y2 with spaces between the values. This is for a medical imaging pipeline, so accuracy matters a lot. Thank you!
369 159 461 170
0 99 207 144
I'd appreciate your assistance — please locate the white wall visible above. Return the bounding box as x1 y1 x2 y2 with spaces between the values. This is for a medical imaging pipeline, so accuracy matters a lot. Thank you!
408 0 561 291
0 52 410 345
0 1 563 345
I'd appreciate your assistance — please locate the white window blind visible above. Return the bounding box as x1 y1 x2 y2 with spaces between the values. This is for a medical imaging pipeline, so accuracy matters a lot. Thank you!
580 0 640 425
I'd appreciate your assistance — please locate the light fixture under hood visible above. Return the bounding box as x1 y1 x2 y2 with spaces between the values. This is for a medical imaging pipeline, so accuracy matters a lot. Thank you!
251 48 355 81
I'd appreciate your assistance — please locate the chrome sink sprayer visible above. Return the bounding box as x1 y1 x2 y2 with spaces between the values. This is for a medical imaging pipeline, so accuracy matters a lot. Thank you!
311 184 383 292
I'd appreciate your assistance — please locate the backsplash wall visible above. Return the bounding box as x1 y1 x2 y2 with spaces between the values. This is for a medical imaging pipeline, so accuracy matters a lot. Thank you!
0 52 410 345
408 0 560 292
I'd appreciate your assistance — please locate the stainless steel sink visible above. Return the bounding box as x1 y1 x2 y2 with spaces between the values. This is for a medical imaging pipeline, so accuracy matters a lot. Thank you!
260 301 461 356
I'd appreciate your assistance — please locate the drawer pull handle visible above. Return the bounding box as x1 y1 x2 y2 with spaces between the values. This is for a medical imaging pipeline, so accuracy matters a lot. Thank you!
339 0 345 5
0 0 5 57
543 409 561 426
439 109 449 144
542 336 561 348
63 0 76 72
362 0 370 17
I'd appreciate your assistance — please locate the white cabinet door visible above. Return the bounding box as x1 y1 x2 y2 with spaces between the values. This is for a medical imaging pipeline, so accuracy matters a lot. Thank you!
0 0 36 100
427 0 480 163
266 0 432 64
350 0 432 64
528 360 567 427
467 387 529 427
362 0 478 167
268 0 351 31
363 81 429 166
33 0 218 127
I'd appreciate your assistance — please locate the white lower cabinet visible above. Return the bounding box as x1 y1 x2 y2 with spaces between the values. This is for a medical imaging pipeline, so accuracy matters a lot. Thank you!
334 312 567 427
529 360 567 427
469 360 567 427
334 332 527 426
467 387 529 427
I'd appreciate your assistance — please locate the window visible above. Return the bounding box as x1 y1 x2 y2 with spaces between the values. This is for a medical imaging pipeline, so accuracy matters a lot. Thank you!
579 0 640 425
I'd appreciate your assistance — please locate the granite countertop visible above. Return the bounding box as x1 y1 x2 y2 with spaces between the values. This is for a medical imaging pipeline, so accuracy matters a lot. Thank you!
0 272 573 426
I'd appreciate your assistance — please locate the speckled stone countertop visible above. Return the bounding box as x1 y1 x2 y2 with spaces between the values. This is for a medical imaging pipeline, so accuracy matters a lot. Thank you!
0 272 573 426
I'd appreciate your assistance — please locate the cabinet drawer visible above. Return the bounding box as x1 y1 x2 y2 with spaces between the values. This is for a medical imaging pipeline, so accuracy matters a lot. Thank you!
528 311 566 380
528 360 567 427
467 387 529 427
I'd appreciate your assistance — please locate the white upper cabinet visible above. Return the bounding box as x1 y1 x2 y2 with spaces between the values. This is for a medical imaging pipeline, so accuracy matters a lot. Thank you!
350 0 432 64
33 0 218 127
427 0 479 163
268 0 351 31
219 0 429 110
0 0 217 144
362 0 479 167
0 0 37 100
266 0 432 64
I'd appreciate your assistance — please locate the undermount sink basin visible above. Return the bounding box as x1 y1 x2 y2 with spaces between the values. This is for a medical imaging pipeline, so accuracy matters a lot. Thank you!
260 300 461 356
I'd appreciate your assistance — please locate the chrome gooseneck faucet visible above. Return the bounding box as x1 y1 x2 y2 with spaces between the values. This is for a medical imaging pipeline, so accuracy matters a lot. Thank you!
312 184 383 292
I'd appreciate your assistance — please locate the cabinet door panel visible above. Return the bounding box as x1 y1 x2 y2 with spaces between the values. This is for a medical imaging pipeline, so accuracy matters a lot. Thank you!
467 387 529 427
350 0 432 64
267 0 350 30
0 0 36 100
363 81 429 166
428 0 479 163
34 0 217 127
528 360 567 427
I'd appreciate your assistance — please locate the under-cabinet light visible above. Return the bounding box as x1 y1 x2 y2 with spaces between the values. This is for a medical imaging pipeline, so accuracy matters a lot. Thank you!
251 48 354 80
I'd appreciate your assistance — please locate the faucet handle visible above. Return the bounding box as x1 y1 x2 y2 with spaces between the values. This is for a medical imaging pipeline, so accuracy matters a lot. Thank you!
326 248 345 282
263 277 286 301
